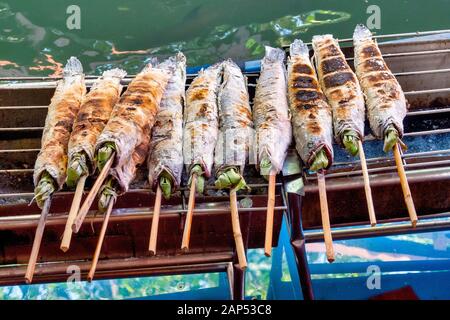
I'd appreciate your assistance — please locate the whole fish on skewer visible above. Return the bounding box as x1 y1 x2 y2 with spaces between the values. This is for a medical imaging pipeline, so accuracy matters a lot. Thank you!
354 24 416 227
287 39 334 171
84 58 172 281
213 59 253 268
33 57 86 207
253 46 292 177
148 52 186 199
95 60 172 211
181 62 222 251
27 57 85 283
66 68 126 188
353 24 407 152
183 62 222 194
254 46 291 257
312 34 365 156
147 53 186 254
214 59 253 191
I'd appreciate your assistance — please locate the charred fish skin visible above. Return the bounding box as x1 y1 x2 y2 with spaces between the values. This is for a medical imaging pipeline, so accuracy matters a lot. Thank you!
95 61 171 194
148 53 186 198
312 34 365 154
66 68 126 187
213 59 254 190
353 24 406 151
253 46 292 176
287 39 334 170
33 57 86 207
183 62 222 181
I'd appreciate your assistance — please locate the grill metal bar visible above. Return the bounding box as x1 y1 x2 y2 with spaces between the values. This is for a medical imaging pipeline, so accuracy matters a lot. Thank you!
304 213 450 242
0 183 282 198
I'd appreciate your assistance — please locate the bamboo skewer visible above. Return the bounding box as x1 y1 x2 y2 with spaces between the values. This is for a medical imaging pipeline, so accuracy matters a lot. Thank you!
148 184 162 255
358 140 377 227
87 199 114 282
181 173 197 251
60 175 87 252
72 154 115 233
317 170 335 263
393 143 418 227
264 172 276 257
230 189 247 270
25 197 52 283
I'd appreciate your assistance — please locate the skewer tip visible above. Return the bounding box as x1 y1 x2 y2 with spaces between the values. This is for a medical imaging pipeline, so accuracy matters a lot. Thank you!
181 246 189 253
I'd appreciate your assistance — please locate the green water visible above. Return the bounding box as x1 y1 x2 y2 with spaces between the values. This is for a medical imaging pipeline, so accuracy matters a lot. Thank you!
0 0 449 76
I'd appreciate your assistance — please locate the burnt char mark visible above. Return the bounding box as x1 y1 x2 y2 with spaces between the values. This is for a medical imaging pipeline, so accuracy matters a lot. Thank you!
293 63 313 75
197 103 210 117
295 89 325 102
361 44 382 59
294 103 315 111
362 58 387 72
76 112 90 122
323 72 356 88
377 88 400 100
364 71 395 83
320 44 341 58
292 75 318 89
190 87 209 101
55 120 73 132
321 57 348 74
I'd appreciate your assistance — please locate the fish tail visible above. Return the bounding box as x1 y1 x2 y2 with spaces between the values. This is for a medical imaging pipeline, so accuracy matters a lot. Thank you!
158 52 186 74
264 46 285 63
353 24 372 43
312 34 334 45
290 39 309 58
142 57 158 72
63 56 83 78
102 68 127 80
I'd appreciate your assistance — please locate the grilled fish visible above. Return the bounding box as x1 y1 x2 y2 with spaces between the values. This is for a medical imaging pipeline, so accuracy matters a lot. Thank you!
95 61 171 197
253 46 292 176
214 59 254 190
148 53 186 199
287 39 333 171
353 24 407 152
312 34 365 156
66 68 126 188
183 62 222 193
33 57 86 208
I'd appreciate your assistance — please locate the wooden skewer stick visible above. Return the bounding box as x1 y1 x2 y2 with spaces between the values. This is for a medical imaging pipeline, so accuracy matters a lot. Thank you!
72 154 115 233
181 173 197 251
393 143 418 227
230 189 247 270
87 199 114 282
317 170 335 263
264 172 276 257
25 197 52 283
60 175 87 252
148 184 162 255
358 140 377 227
